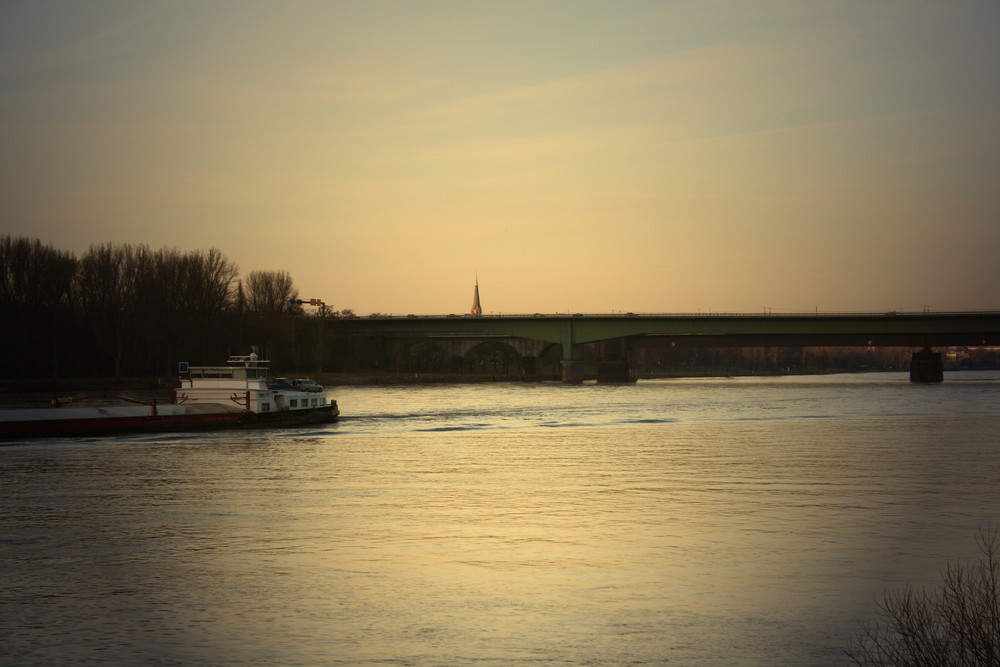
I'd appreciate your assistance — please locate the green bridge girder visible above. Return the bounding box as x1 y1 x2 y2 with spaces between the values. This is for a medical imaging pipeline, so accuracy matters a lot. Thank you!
340 311 1000 362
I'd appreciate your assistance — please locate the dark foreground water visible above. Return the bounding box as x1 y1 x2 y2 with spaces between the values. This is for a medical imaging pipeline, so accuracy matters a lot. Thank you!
2 372 999 666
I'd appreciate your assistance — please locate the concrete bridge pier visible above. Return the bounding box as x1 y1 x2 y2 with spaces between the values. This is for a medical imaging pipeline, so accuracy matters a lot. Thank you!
596 339 634 383
910 347 944 383
561 360 584 384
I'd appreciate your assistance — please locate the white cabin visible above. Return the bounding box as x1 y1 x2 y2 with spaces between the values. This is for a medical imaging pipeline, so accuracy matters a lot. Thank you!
174 355 330 415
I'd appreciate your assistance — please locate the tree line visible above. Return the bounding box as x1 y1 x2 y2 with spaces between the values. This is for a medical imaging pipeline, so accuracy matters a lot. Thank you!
0 236 324 381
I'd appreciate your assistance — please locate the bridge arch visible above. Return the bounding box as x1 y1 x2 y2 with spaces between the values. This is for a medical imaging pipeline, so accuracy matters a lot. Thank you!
464 340 522 375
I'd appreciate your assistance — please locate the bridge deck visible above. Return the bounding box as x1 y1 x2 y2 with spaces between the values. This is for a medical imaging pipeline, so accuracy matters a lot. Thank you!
341 311 1000 357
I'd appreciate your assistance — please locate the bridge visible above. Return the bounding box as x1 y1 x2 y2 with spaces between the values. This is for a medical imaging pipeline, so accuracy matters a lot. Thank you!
339 311 1000 383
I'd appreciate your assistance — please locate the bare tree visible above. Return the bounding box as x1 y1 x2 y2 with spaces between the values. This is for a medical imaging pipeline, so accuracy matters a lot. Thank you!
136 247 240 371
180 249 238 315
240 270 300 365
242 269 298 315
0 236 77 377
76 242 151 378
846 527 1000 666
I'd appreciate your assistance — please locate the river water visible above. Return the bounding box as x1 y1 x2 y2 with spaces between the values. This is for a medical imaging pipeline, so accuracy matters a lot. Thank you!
2 372 999 666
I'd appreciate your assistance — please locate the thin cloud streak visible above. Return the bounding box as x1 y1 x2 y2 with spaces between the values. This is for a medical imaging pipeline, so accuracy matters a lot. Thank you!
0 2 172 78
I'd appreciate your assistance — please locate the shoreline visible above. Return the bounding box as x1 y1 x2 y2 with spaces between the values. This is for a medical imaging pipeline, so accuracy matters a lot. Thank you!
0 367 881 397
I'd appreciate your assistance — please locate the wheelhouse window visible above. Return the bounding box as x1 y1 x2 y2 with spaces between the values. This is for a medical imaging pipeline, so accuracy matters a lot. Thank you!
190 368 235 379
260 402 271 412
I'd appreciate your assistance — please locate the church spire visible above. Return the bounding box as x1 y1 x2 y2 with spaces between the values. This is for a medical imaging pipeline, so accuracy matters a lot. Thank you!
471 277 482 316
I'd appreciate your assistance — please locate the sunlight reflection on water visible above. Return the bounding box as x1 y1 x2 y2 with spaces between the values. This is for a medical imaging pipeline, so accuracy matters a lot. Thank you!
2 373 999 665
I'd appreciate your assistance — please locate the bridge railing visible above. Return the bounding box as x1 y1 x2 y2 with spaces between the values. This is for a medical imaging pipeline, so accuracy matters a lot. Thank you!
355 310 1000 320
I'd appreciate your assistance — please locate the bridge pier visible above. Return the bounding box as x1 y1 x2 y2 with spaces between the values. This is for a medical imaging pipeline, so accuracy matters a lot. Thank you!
596 358 632 383
596 339 634 383
910 347 944 383
561 360 584 384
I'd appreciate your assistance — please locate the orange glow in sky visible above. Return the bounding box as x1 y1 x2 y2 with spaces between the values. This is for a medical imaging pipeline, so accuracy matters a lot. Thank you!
2 1 998 314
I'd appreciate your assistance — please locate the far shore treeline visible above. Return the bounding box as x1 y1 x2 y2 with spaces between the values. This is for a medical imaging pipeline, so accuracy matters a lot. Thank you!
0 236 347 382
2 236 998 387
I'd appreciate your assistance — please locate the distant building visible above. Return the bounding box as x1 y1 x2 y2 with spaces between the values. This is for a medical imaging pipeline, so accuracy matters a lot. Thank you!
471 279 482 316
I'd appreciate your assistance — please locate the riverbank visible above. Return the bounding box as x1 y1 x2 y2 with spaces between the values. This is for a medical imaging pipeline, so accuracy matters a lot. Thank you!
1 367 871 396
0 372 553 395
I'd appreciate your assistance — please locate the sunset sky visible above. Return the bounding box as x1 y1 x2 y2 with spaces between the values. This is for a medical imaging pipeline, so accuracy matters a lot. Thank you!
2 0 998 315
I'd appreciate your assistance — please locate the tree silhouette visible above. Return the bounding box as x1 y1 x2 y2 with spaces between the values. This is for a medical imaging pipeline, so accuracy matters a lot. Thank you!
76 243 150 379
846 527 1000 666
240 270 301 366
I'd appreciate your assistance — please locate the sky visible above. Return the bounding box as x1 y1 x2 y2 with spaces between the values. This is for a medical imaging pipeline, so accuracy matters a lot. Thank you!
2 0 998 315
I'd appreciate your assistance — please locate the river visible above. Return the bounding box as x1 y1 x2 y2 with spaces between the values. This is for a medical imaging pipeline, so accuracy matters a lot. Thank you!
2 371 999 665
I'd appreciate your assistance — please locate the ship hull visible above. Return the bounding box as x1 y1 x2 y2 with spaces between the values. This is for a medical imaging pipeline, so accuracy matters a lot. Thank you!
0 405 339 441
